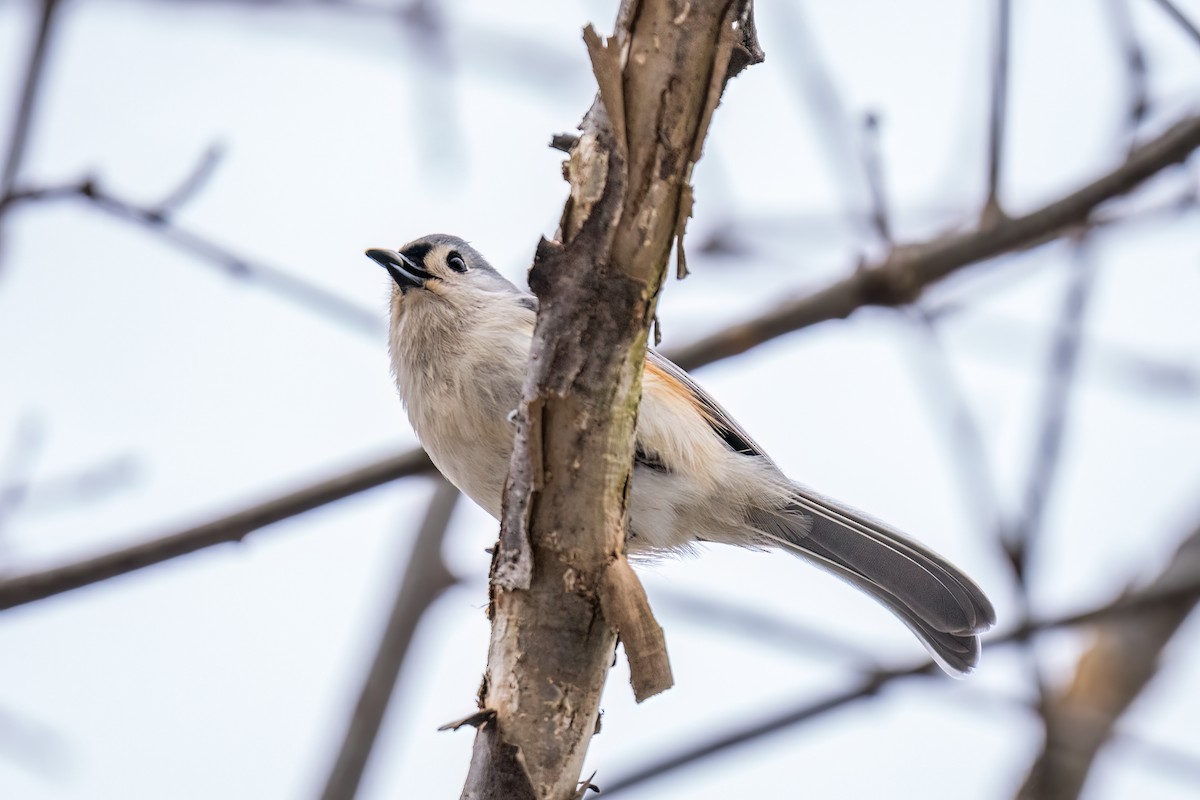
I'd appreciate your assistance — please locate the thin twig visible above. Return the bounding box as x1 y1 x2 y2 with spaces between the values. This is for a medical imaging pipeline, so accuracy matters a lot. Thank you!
3 116 1198 610
318 479 461 800
1148 0 1200 48
7 454 139 516
771 1 875 243
902 310 1006 542
647 584 881 667
151 142 226 218
601 563 1200 797
1106 0 1150 150
0 0 60 203
668 113 1200 372
0 415 45 545
0 447 433 610
1006 240 1096 768
983 0 1011 224
3 178 384 338
86 186 384 337
1006 242 1095 588
859 112 892 246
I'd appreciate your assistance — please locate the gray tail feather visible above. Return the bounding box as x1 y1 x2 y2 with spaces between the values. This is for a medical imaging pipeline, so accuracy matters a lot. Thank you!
750 486 996 676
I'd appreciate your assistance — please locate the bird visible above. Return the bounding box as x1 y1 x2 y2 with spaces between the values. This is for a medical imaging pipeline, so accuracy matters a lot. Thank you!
367 233 996 675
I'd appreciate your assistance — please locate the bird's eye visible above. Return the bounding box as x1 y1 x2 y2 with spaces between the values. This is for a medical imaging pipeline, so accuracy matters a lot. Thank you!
447 252 468 273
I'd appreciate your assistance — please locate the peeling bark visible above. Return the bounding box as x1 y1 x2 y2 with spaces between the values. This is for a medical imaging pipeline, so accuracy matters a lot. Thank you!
460 2 762 798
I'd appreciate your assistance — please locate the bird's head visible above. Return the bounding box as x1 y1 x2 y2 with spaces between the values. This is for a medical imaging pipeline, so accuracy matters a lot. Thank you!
365 234 519 310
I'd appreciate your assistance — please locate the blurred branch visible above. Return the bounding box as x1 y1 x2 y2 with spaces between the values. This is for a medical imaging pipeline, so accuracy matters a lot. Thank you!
1017 521 1200 800
0 448 433 610
1149 0 1200 48
318 478 460 800
772 2 873 242
983 0 1011 223
2 120 1196 611
668 113 1200 372
0 415 46 533
1 175 383 339
0 0 60 206
859 112 892 246
648 583 880 666
4 113 1198 606
602 546 1200 797
946 311 1200 399
7 454 139 517
150 143 226 218
1106 0 1150 149
1007 241 1096 769
1006 244 1095 589
903 310 1006 541
0 705 69 778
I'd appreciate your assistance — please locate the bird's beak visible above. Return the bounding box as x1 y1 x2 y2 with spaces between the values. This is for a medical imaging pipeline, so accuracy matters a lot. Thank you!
365 248 431 291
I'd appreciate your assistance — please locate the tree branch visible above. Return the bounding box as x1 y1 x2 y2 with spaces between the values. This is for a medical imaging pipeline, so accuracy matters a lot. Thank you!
1149 0 1200 48
0 448 432 610
1016 521 1200 800
1 174 383 339
602 543 1200 797
3 118 1195 615
983 0 1012 224
0 0 60 205
461 2 760 797
318 479 461 800
667 113 1200 372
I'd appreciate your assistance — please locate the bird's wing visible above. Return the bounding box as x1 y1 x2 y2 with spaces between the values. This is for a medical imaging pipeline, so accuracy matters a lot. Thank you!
644 348 776 464
511 296 768 465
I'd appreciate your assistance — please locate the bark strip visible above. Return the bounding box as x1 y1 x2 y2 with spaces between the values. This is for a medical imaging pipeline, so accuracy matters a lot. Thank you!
461 2 762 798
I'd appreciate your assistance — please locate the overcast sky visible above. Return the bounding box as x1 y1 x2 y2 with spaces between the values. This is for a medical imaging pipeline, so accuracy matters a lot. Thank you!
1 1 1199 798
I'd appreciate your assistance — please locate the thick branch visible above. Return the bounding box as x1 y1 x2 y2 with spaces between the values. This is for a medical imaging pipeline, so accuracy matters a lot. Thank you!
668 113 1200 372
602 550 1200 797
4 118 1195 613
1016 522 1200 800
463 2 758 798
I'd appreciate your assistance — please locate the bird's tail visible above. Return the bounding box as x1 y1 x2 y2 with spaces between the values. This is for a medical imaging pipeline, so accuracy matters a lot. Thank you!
749 485 996 676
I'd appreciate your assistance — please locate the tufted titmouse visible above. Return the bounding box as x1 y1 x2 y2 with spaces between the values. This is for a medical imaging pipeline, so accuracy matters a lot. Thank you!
367 233 995 675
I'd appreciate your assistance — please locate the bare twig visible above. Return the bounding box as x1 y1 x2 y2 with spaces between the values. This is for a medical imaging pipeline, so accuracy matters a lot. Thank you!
903 310 1006 542
8 454 139 516
4 111 1198 609
2 178 384 338
0 447 433 610
859 112 892 246
0 0 60 205
1148 0 1200 48
0 415 46 542
2 119 1196 613
983 0 1011 224
1006 243 1095 588
150 142 226 218
668 113 1200 372
602 558 1200 797
1006 241 1097 770
771 2 874 243
648 584 880 666
1105 0 1150 149
318 479 461 800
